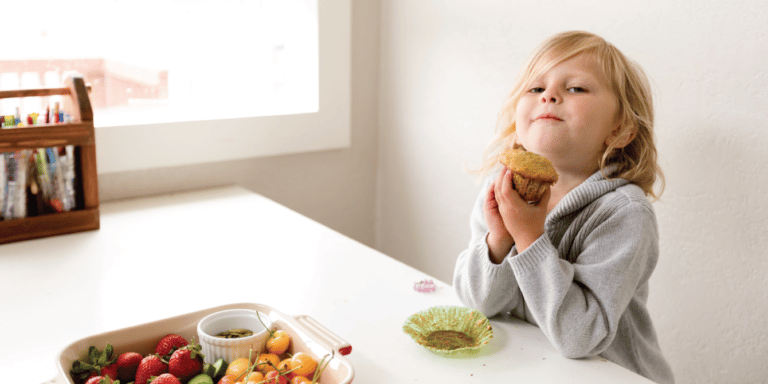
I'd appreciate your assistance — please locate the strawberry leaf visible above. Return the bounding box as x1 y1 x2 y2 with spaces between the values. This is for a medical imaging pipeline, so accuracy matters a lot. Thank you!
72 344 120 383
97 344 116 367
89 346 100 363
186 342 203 360
70 361 84 372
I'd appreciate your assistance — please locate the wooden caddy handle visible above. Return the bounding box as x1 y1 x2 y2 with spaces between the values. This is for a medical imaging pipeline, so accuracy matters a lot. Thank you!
0 84 92 99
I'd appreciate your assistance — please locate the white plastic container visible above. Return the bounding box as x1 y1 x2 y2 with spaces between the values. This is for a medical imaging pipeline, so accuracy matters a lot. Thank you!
56 303 354 384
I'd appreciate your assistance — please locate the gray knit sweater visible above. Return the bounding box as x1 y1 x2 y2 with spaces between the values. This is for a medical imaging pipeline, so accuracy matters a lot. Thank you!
453 169 674 384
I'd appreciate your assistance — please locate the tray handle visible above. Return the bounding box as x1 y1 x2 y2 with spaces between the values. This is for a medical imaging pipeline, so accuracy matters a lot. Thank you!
293 315 352 356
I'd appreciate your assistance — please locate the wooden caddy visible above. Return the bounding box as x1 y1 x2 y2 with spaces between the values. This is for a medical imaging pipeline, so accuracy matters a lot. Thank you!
0 76 99 244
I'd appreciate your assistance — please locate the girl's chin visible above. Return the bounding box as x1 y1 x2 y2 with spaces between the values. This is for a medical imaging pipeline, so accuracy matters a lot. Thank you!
516 144 559 157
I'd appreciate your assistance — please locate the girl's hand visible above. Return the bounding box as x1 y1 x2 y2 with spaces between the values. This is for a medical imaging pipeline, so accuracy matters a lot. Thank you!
495 169 550 253
484 171 514 263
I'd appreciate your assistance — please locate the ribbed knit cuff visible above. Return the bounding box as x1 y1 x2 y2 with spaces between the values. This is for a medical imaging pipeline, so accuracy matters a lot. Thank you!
482 231 518 268
507 234 556 275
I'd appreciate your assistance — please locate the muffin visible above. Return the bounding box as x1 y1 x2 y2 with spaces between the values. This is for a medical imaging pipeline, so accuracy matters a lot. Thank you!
498 149 558 202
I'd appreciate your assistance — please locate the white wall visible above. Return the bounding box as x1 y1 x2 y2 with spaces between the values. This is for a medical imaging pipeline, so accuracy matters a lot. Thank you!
377 1 768 383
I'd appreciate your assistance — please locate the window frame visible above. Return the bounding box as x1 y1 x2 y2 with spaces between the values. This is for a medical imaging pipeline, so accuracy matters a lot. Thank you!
94 0 350 174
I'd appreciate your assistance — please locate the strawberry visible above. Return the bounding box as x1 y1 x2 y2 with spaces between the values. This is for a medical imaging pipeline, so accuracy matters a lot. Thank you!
70 344 118 383
84 376 116 384
155 334 188 358
149 373 182 384
85 364 117 383
168 343 204 382
134 355 168 384
117 351 143 382
101 363 119 380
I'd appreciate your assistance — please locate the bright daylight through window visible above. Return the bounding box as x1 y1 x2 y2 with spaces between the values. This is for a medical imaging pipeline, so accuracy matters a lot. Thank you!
1 0 319 127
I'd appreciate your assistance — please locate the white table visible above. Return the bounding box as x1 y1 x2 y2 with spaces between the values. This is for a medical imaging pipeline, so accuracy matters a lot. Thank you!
0 186 653 383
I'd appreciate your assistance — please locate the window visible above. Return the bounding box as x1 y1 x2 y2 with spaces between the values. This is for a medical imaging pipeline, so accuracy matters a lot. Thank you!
1 0 350 173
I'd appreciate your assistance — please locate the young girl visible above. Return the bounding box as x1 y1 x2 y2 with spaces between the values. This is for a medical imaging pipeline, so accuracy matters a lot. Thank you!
453 31 674 384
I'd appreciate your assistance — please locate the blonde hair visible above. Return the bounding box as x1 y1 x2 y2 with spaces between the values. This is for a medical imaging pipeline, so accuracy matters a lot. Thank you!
477 31 664 199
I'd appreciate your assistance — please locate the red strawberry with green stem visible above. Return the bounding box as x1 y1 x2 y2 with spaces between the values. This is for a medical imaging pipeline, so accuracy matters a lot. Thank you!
134 355 168 384
155 334 188 358
69 344 118 383
168 342 204 382
84 376 117 384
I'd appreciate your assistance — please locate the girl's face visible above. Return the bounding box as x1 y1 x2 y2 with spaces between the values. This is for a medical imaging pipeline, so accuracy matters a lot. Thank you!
514 54 622 176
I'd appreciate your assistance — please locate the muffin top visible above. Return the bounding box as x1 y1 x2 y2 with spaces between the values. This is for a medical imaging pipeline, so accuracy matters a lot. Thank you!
499 149 558 183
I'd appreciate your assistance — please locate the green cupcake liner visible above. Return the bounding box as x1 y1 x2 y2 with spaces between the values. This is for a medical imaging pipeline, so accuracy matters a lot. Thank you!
402 305 493 355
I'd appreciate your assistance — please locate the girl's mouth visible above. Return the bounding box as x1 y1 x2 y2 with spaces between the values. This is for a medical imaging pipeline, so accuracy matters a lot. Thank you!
536 113 563 121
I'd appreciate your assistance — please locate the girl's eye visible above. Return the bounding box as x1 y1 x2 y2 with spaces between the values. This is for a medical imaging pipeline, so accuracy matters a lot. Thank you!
567 87 587 93
529 87 545 93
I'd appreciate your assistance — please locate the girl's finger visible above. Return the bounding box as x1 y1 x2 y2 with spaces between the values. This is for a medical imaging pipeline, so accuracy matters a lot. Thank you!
485 182 496 203
503 171 529 205
494 169 505 200
500 169 516 200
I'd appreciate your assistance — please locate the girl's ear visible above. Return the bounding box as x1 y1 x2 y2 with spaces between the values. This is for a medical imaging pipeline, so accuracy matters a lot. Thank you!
606 124 636 149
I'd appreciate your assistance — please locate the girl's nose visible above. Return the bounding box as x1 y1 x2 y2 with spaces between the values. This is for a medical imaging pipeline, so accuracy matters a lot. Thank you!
541 89 559 103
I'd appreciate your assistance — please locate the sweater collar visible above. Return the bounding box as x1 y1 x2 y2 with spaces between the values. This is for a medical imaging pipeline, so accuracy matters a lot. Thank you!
546 165 629 225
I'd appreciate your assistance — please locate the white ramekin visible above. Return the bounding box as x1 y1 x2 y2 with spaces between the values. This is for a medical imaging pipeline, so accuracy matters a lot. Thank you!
197 309 274 364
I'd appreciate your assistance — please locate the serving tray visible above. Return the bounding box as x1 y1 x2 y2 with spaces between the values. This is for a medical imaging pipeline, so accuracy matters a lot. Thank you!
55 303 354 384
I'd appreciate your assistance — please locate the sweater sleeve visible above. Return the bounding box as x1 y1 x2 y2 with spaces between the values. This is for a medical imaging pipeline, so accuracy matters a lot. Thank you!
453 175 525 318
508 197 658 358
